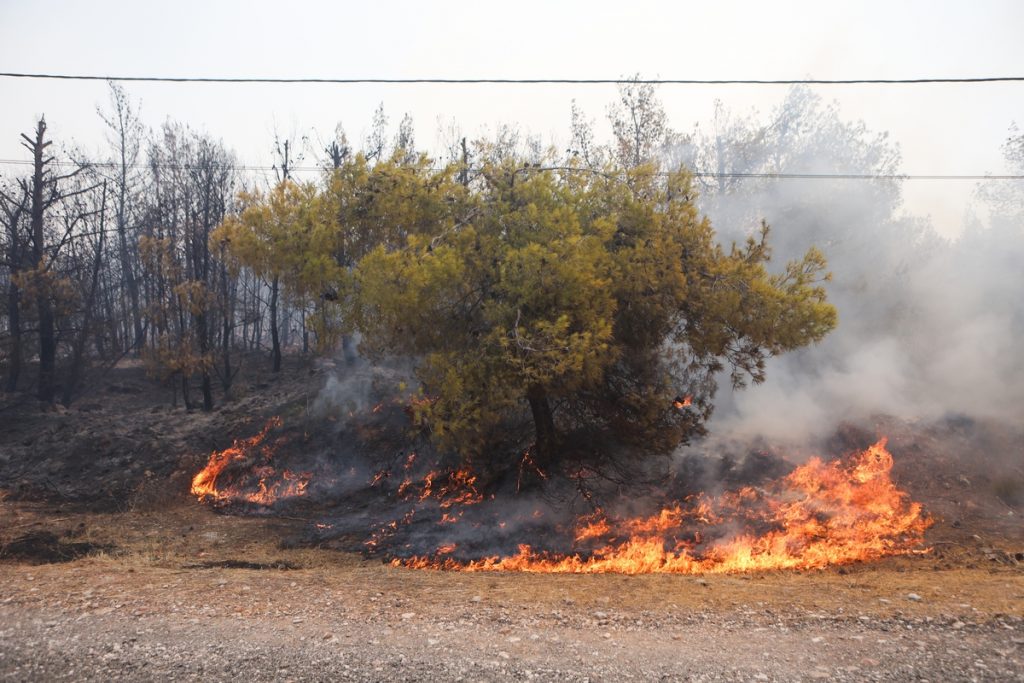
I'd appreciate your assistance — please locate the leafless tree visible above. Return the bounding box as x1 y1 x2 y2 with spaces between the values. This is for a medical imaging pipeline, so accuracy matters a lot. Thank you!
21 117 96 402
607 76 670 169
0 178 31 392
364 103 388 162
97 82 146 351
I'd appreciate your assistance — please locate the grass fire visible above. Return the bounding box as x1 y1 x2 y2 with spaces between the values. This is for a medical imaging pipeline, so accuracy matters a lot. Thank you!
190 417 313 507
191 417 931 575
396 440 931 574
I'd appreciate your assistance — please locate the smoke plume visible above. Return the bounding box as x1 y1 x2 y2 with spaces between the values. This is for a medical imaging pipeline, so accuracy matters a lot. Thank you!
685 88 1024 443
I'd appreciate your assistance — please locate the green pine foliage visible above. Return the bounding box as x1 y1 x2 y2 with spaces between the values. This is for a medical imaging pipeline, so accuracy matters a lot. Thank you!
220 153 836 467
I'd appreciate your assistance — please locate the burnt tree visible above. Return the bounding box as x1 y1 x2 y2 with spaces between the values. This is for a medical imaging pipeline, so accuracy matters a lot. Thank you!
24 119 58 402
0 181 30 392
98 83 146 352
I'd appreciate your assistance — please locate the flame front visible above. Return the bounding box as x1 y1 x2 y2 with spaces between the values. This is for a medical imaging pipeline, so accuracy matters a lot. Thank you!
190 417 311 506
395 439 932 574
673 395 693 410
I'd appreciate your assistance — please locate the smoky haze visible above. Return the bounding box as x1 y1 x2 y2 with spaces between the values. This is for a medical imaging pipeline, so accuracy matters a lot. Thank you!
307 84 1023 450
687 88 1024 442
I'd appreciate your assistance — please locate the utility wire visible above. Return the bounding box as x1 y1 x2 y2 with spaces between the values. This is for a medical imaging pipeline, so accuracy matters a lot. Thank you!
2 72 1024 86
0 158 1020 181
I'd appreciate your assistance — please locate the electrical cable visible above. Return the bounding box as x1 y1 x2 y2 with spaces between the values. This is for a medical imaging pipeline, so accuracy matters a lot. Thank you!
2 72 1024 86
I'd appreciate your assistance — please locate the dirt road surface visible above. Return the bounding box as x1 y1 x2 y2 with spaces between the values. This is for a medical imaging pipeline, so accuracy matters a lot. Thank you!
1 504 1022 682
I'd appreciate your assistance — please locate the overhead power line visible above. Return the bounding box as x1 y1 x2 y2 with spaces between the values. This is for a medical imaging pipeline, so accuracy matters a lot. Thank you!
2 72 1024 86
0 158 1020 181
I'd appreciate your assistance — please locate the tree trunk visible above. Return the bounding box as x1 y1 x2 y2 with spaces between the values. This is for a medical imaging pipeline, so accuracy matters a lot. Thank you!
37 301 57 403
26 118 56 403
527 385 557 467
181 372 192 411
196 309 213 411
459 137 469 186
115 136 142 350
62 183 107 406
220 259 233 394
301 305 309 354
118 207 143 349
269 275 281 372
200 368 213 410
2 196 25 392
5 280 21 392
105 83 144 352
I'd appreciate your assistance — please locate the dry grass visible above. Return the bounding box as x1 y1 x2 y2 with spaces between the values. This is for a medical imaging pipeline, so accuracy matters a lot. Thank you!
2 497 1021 623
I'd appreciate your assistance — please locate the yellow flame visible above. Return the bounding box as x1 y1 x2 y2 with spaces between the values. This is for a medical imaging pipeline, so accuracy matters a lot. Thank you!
397 439 931 574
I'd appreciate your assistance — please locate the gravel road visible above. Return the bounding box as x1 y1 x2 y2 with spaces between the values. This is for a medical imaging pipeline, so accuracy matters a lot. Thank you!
2 567 1021 682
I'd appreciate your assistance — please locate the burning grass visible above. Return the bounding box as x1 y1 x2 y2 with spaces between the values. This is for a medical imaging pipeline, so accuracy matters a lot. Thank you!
190 417 312 507
191 417 932 575
394 439 931 573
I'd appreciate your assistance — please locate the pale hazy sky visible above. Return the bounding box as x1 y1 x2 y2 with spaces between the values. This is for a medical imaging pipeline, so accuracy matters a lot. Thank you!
1 0 1022 237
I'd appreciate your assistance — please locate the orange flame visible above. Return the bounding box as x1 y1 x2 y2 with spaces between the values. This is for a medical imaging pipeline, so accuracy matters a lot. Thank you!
190 417 312 506
574 513 611 542
395 439 931 574
673 395 693 409
388 465 484 507
364 463 486 549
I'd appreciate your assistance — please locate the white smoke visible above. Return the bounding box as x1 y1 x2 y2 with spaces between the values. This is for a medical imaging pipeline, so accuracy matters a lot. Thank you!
684 88 1024 441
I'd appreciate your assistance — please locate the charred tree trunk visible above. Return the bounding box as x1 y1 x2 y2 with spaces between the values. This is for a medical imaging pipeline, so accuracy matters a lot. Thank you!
24 119 56 403
195 235 213 412
527 385 558 467
63 183 107 406
269 275 281 372
5 278 21 392
281 301 290 351
219 255 234 394
459 137 470 187
117 190 143 350
101 83 145 352
115 135 142 351
180 372 192 411
196 306 213 411
267 137 292 373
2 193 26 392
301 305 309 354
